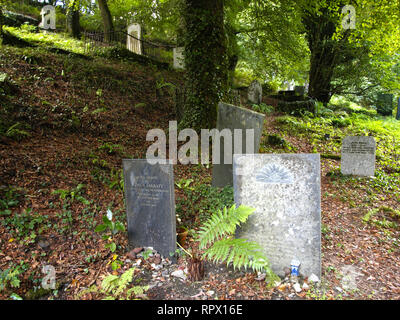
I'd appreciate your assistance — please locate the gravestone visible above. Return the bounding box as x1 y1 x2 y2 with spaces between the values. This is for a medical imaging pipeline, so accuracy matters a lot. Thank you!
341 136 376 176
295 86 305 96
376 93 393 116
247 80 262 104
173 47 185 70
127 24 142 55
39 5 56 30
233 154 321 278
396 97 400 120
123 159 176 260
212 102 265 188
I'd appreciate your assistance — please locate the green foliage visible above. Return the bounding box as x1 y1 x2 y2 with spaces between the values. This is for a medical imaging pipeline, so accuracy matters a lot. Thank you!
198 205 254 249
251 103 274 115
175 182 234 224
1 208 48 242
77 268 148 300
95 209 125 270
197 205 278 281
0 265 22 292
52 184 90 205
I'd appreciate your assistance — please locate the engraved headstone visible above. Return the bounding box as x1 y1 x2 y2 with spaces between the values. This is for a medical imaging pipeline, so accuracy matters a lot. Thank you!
39 5 56 30
247 80 262 104
173 47 185 70
341 136 376 176
396 97 400 120
127 24 142 55
212 102 265 187
123 159 176 260
376 93 393 116
233 154 321 278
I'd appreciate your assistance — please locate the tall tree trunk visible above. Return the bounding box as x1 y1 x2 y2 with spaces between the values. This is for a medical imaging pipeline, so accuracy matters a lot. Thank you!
97 0 113 42
67 0 80 39
303 7 340 104
0 4 4 39
181 0 228 131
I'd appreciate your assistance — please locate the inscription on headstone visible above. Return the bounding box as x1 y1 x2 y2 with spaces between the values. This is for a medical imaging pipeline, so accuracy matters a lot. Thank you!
233 154 321 278
247 80 262 105
341 136 376 176
123 159 176 260
212 102 265 187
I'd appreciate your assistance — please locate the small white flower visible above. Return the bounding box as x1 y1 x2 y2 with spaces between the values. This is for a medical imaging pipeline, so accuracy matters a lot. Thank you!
107 209 113 221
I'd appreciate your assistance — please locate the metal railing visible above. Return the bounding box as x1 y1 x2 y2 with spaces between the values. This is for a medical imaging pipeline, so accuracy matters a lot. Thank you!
82 30 174 65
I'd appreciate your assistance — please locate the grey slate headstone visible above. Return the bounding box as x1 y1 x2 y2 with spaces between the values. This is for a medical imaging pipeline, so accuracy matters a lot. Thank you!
341 136 376 177
212 102 265 188
123 159 176 260
396 97 400 120
247 80 262 104
233 154 321 278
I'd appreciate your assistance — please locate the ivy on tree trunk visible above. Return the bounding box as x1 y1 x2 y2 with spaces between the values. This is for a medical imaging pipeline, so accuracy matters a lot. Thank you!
181 0 228 131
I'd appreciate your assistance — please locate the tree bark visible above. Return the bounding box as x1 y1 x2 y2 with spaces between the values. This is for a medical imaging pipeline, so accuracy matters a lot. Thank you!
97 0 114 42
67 0 80 39
181 0 228 131
303 7 340 104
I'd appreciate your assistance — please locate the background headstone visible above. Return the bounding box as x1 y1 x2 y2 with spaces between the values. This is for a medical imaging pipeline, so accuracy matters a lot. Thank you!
123 159 176 260
295 86 305 96
127 23 142 55
247 80 262 104
396 97 400 120
341 136 376 176
212 102 265 187
233 154 321 278
376 93 393 116
173 47 185 70
39 5 56 30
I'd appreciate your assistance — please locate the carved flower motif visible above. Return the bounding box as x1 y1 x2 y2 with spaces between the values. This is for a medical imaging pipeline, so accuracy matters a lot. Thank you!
255 164 293 184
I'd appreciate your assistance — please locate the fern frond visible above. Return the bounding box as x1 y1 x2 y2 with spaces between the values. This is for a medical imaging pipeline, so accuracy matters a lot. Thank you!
198 205 255 249
203 238 271 273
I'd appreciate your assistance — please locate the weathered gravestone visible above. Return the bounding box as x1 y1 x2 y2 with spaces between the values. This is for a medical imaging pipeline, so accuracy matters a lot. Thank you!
233 154 321 278
123 159 176 260
127 24 142 55
396 97 400 120
295 86 305 96
173 47 185 70
247 80 262 104
212 102 265 188
39 5 56 30
341 136 376 176
376 93 393 116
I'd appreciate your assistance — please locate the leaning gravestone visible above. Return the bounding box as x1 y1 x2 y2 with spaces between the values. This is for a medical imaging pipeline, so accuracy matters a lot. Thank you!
396 97 400 120
212 102 265 188
341 136 376 176
123 159 176 260
39 5 56 30
247 80 262 104
376 93 393 116
233 154 321 278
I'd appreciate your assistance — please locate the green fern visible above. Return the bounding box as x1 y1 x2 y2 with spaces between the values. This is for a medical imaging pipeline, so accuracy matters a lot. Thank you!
76 268 148 300
197 205 278 281
198 205 255 249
